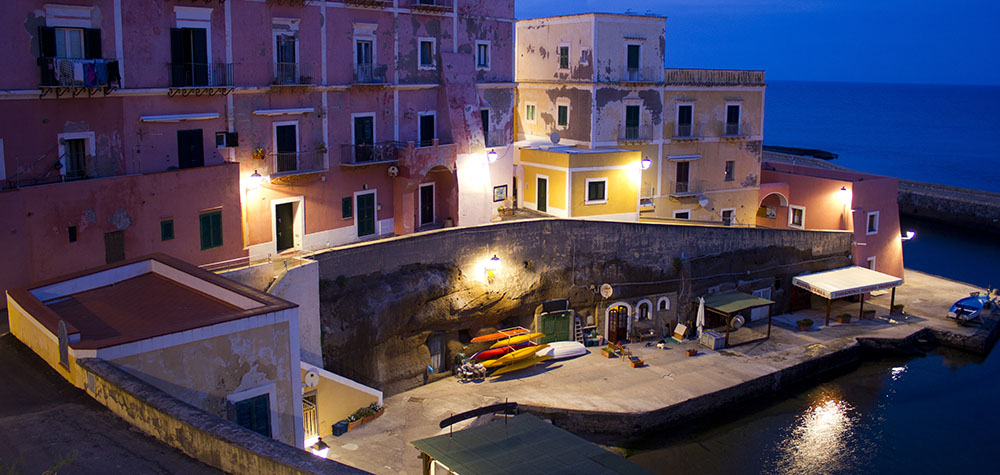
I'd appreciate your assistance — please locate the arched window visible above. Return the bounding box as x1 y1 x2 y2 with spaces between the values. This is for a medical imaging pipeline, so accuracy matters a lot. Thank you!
657 297 670 311
638 301 651 320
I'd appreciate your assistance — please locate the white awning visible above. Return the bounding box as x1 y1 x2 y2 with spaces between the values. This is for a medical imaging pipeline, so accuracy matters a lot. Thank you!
140 113 219 123
793 266 902 300
252 107 314 116
667 154 701 161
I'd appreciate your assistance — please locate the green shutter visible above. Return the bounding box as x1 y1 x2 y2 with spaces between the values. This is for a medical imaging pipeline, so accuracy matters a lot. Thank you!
342 197 353 219
199 214 211 250
161 220 174 241
211 212 222 248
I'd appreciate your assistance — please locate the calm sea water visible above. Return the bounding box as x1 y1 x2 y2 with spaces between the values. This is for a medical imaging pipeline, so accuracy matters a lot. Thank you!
627 81 1000 473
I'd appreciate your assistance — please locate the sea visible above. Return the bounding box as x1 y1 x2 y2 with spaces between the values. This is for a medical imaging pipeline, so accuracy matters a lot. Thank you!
627 81 1000 474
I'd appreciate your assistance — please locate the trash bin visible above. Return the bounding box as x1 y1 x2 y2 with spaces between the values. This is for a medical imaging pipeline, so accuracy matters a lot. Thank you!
332 420 348 437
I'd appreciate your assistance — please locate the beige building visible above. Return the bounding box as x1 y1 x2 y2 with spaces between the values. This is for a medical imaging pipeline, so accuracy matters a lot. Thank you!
514 13 765 225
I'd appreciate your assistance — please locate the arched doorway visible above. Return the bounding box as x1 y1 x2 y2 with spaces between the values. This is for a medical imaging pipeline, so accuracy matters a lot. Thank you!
607 305 630 343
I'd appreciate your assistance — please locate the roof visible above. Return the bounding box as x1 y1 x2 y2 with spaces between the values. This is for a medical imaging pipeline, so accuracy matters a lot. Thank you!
526 145 638 155
412 414 651 475
517 12 667 24
703 291 774 315
8 253 296 349
793 266 903 300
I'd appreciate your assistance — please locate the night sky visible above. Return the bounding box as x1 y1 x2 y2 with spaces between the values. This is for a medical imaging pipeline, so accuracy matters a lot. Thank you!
514 0 1000 86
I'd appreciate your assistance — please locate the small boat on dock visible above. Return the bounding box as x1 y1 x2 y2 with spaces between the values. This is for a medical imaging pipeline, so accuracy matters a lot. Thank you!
947 292 996 326
489 332 545 349
534 341 586 360
471 327 530 343
470 342 535 361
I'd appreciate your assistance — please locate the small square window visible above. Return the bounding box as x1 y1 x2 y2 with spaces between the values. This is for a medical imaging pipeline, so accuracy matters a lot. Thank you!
721 209 734 226
586 179 607 204
557 105 568 127
199 210 223 250
160 219 174 241
525 104 536 122
476 42 490 69
419 39 435 68
789 206 805 228
68 226 77 243
674 211 690 220
867 211 879 235
342 197 353 219
724 161 735 181
558 45 569 69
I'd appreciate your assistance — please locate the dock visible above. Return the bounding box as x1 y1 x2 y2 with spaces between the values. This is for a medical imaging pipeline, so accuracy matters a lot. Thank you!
320 269 997 474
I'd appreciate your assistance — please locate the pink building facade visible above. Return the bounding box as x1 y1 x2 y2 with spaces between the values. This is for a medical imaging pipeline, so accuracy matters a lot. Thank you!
758 161 905 279
0 0 515 300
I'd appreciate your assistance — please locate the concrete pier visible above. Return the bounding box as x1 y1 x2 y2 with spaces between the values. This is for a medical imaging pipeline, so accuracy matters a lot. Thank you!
321 269 996 474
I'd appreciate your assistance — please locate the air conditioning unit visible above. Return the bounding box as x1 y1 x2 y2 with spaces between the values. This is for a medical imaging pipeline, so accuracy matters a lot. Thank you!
215 131 238 149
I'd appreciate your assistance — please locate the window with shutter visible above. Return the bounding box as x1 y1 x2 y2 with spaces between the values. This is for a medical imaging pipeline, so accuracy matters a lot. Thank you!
199 210 222 250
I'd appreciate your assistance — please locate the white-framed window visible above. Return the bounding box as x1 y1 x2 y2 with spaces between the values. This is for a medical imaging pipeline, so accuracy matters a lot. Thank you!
272 18 300 84
657 296 670 311
524 102 537 124
174 6 213 67
725 103 741 136
579 47 590 66
57 131 95 180
557 43 570 70
417 111 436 147
418 37 436 70
724 160 735 181
585 178 608 205
676 103 694 137
475 40 490 70
867 256 876 270
556 99 570 128
55 28 85 59
673 209 690 219
721 208 736 226
789 205 805 228
866 211 879 235
227 383 279 441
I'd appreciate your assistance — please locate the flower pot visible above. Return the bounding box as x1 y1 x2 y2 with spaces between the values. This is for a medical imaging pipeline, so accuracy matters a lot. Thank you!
891 305 905 314
685 349 698 357
347 419 362 431
837 317 851 324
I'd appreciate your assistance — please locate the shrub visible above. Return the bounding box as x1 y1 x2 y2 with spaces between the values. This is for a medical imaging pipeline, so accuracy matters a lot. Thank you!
797 318 813 327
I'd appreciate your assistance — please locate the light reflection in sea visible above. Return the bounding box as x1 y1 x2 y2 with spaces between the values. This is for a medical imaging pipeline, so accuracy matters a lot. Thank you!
890 366 907 381
768 391 857 475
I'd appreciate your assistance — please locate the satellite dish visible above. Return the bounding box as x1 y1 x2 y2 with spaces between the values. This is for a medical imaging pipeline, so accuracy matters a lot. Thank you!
387 165 399 177
599 283 613 299
731 314 745 330
549 132 561 145
304 371 319 388
698 195 709 208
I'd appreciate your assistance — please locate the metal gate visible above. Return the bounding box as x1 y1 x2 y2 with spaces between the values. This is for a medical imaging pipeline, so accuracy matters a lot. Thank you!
303 396 319 440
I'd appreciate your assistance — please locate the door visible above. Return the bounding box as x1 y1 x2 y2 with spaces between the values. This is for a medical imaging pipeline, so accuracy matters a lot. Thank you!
276 35 296 83
480 109 489 146
104 230 124 264
419 114 435 147
726 104 740 135
625 105 640 139
427 332 444 373
608 306 629 343
540 311 571 344
356 40 373 81
419 183 434 226
356 192 375 237
626 44 640 79
751 288 771 322
177 129 204 169
353 116 374 163
536 177 547 212
675 161 689 193
275 124 297 172
275 202 294 253
170 28 207 86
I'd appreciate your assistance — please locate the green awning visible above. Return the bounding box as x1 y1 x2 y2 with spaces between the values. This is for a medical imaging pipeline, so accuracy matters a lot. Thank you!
702 290 774 315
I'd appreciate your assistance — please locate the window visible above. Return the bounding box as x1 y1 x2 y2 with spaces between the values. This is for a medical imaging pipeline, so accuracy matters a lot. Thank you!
419 38 435 69
725 104 741 135
626 43 640 80
160 219 175 241
275 34 298 84
233 394 271 438
355 38 375 82
199 210 223 250
674 210 690 220
638 302 650 320
419 112 436 147
867 256 876 270
585 178 607 204
68 226 77 243
475 41 490 69
557 104 569 127
789 205 805 228
624 105 640 139
342 197 353 219
676 104 693 137
579 48 590 65
657 297 670 311
557 45 569 70
866 211 879 235
481 109 490 146
169 27 210 87
724 160 735 181
721 209 735 226
525 103 536 123
55 28 84 59
63 138 87 180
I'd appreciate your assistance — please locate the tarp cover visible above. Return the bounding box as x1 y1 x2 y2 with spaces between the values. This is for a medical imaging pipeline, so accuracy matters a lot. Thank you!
702 290 774 315
793 266 902 299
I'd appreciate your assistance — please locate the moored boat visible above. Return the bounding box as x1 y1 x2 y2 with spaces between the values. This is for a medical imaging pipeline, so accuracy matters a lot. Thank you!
470 327 530 343
489 332 545 349
534 341 586 360
491 355 553 377
470 342 534 361
947 294 992 325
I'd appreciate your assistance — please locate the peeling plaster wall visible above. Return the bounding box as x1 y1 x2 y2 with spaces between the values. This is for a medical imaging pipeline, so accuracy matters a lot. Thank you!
111 321 298 447
516 86 593 142
515 16 594 83
593 17 665 84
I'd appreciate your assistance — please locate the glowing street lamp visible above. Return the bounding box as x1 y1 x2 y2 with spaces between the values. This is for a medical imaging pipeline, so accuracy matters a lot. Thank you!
902 230 916 241
640 157 652 170
485 254 501 283
486 150 498 163
310 438 330 458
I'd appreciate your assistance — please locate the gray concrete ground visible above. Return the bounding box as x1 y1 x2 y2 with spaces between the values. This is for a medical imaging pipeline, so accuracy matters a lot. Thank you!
0 312 221 475
321 269 990 475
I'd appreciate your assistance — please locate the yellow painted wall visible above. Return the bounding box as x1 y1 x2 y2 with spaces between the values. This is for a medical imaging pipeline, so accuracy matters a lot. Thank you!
521 149 569 213
570 167 639 218
5 295 81 384
301 368 379 436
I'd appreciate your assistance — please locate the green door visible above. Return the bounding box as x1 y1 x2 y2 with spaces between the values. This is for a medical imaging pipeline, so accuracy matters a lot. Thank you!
536 177 547 213
275 202 294 253
356 193 375 237
540 311 571 344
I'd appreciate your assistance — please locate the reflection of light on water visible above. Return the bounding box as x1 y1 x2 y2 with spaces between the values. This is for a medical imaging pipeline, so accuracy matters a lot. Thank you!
890 366 907 381
771 395 857 475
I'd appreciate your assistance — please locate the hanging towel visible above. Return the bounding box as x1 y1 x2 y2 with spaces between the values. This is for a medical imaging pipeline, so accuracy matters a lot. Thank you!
107 60 120 87
95 61 108 85
84 62 96 87
73 62 84 84
58 59 73 85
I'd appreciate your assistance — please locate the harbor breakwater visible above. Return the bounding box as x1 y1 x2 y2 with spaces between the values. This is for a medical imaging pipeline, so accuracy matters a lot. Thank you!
897 180 1000 235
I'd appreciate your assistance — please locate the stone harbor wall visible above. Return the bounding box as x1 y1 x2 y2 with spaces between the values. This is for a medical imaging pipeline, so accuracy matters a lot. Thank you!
897 180 1000 234
312 219 853 395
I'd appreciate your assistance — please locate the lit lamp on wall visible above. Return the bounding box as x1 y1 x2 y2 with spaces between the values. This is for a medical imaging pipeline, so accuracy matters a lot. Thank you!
486 149 498 163
640 157 652 170
838 186 852 230
310 437 330 458
902 230 916 241
485 254 501 283
246 170 264 191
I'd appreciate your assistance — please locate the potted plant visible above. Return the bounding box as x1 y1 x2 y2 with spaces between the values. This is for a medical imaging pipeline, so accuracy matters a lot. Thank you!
861 309 876 319
368 402 385 419
837 313 852 324
358 407 376 424
797 318 813 331
497 205 512 217
685 348 699 357
345 413 362 431
252 147 267 161
891 304 905 314
315 141 328 154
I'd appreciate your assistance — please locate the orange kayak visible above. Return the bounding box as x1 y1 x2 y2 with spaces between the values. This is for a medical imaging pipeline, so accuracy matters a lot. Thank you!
489 332 545 349
470 327 530 343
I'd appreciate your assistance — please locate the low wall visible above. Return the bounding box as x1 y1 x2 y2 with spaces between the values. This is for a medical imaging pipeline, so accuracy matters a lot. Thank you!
76 358 366 475
897 180 1000 234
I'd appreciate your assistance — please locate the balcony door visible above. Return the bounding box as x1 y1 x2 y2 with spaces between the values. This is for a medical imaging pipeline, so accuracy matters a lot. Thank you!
675 161 690 194
170 28 208 86
177 129 204 169
419 114 435 147
626 44 640 79
356 39 373 81
274 123 297 172
275 35 297 84
625 105 640 139
353 115 374 163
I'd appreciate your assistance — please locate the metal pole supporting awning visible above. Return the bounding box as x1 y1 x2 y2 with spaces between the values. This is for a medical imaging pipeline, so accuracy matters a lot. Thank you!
793 266 903 326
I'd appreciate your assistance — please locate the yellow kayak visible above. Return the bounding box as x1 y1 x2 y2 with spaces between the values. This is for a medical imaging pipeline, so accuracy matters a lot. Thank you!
481 344 549 368
491 355 553 377
489 332 545 349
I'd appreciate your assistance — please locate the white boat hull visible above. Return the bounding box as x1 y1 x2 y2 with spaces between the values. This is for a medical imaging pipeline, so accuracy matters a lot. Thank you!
535 341 586 360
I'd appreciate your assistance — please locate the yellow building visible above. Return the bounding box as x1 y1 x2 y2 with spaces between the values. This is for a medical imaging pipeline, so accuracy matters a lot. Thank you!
514 13 765 226
520 146 642 221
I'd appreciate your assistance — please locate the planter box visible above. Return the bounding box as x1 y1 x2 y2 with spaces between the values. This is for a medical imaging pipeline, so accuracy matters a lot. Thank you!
601 348 615 358
861 310 876 319
685 349 698 357
837 317 851 324
347 419 362 431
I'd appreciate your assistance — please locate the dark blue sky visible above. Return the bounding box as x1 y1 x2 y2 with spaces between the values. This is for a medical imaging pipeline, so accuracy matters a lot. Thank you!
515 0 1000 86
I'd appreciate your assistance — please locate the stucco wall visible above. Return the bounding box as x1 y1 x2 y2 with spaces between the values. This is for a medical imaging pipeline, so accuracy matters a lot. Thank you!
111 321 299 447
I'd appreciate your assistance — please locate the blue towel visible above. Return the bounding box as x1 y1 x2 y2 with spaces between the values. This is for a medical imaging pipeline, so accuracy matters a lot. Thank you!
96 61 108 85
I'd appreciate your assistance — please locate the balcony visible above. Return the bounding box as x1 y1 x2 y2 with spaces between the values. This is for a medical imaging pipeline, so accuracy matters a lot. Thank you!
669 179 707 197
675 123 693 138
340 142 400 167
272 62 311 87
619 124 654 142
269 151 326 178
485 130 510 148
37 57 120 98
621 66 661 83
410 0 453 13
168 62 234 96
724 123 742 137
664 69 766 86
396 139 457 177
354 64 388 86
342 0 393 9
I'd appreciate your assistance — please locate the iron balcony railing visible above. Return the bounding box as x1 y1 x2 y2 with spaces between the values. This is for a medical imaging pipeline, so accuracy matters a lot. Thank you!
675 123 693 138
38 57 121 87
485 130 509 148
622 66 661 83
725 123 741 136
270 150 325 175
664 68 766 86
410 0 453 12
670 179 707 197
341 141 400 165
354 64 387 84
274 62 300 85
620 124 654 141
169 62 233 88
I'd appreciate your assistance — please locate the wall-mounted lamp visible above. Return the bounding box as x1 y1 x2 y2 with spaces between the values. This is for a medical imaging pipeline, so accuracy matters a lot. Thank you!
246 170 265 191
310 438 330 458
485 254 501 282
902 230 916 241
486 150 498 163
640 157 652 170
838 186 852 203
